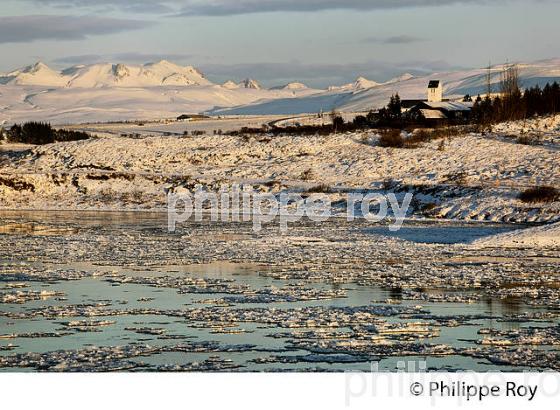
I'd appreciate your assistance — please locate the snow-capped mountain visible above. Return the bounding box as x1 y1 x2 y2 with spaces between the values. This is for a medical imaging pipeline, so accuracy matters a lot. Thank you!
238 78 262 89
328 76 380 92
0 60 212 88
270 82 308 91
386 73 415 84
353 77 381 90
0 60 317 124
212 59 560 116
0 62 68 87
1 58 559 123
221 80 239 89
326 74 412 92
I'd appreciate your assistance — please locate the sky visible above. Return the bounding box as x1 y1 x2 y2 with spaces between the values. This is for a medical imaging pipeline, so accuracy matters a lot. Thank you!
1 0 560 88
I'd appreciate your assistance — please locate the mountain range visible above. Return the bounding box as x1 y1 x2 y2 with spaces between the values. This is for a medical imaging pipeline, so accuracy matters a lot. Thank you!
1 59 559 124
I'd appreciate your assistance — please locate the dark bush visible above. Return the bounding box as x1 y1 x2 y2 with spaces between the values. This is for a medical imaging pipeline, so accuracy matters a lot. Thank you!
8 122 54 144
0 176 35 192
306 184 333 193
353 115 369 128
7 122 90 145
332 116 345 132
300 168 314 181
55 129 90 142
404 128 455 148
516 135 538 145
518 186 560 203
378 129 404 148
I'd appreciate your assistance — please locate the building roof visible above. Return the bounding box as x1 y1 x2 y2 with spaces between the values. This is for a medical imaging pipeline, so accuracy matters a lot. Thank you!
420 109 447 119
419 101 474 111
400 99 425 109
428 80 440 89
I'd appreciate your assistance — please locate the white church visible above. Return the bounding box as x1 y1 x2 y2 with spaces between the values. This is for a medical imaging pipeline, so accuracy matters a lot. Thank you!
427 80 443 102
402 80 473 122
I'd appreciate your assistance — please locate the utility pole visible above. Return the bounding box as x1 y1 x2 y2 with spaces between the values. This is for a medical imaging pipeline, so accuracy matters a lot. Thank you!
486 61 492 98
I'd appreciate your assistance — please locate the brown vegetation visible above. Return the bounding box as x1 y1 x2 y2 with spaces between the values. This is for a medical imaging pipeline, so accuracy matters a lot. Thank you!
518 186 559 203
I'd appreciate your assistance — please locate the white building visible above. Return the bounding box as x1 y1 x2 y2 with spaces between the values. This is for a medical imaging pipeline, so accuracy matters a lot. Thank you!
428 80 443 103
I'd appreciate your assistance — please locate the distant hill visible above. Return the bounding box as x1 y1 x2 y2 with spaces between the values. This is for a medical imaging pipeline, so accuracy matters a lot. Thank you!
211 59 560 115
0 60 212 88
1 58 559 123
270 82 309 91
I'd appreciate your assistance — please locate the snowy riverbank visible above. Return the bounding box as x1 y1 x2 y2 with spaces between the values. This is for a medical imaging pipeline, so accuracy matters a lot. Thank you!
1 116 559 232
472 221 560 248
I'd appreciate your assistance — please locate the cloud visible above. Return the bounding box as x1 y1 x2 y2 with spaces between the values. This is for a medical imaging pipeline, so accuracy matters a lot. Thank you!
0 15 154 44
25 0 175 13
364 35 426 45
48 54 458 88
175 0 518 16
49 55 457 87
198 60 461 88
23 0 521 16
53 52 195 65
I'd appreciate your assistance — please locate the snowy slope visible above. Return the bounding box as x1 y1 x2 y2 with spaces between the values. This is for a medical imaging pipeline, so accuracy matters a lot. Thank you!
1 115 558 223
1 58 560 123
63 61 213 88
0 61 320 124
0 85 322 124
328 76 380 92
222 80 240 89
213 59 560 115
472 221 560 248
270 82 309 90
0 62 68 87
0 60 213 88
238 78 262 89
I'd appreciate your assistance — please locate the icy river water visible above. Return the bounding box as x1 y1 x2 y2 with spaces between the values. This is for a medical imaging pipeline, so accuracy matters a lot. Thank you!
0 211 558 372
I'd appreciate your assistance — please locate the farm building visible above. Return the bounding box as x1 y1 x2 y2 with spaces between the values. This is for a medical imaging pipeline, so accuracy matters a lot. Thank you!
402 81 473 124
406 100 474 123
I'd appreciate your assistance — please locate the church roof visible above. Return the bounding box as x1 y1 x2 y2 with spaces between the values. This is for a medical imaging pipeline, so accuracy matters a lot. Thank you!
420 109 447 119
422 101 473 111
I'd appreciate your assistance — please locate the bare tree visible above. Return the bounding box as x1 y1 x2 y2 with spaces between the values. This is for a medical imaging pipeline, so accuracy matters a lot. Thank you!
500 63 520 98
500 63 523 120
486 61 493 98
331 108 340 133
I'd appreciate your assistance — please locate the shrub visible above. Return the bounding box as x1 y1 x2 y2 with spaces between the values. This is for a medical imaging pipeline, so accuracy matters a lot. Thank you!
306 184 333 193
445 171 469 186
518 186 560 203
332 116 345 132
353 115 369 128
7 122 90 145
0 176 35 192
405 129 443 148
8 122 53 144
378 129 404 148
516 135 538 145
263 179 281 188
300 168 314 181
360 134 371 144
55 129 90 142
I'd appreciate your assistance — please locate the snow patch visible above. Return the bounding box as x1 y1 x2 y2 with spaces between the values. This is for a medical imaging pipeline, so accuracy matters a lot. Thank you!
473 221 560 248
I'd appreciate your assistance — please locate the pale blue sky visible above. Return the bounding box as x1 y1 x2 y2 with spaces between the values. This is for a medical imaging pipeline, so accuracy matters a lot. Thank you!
1 0 559 87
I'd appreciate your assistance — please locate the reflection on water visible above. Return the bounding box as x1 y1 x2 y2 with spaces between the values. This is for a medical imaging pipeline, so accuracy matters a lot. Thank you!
365 223 521 244
0 222 78 236
0 211 558 372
